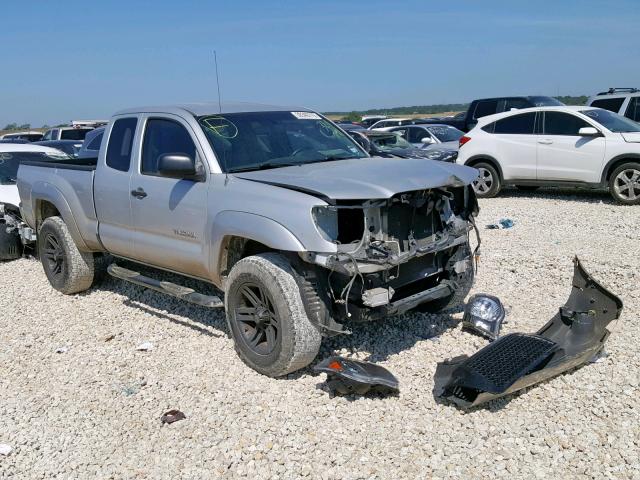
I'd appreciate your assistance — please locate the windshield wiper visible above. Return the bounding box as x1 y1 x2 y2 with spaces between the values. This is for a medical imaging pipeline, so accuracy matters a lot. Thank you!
228 162 300 173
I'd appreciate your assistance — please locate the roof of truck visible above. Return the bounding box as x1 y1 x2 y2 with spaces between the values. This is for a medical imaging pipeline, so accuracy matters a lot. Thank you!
114 102 314 117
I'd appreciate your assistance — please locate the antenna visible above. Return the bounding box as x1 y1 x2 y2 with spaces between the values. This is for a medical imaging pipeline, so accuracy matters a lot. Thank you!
214 50 222 113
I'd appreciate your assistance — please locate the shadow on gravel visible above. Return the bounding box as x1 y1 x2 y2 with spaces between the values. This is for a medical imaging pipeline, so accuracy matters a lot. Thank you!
497 187 614 204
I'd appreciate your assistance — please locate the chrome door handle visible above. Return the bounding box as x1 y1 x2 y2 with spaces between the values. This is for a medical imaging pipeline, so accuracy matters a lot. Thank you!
131 188 147 199
538 139 553 145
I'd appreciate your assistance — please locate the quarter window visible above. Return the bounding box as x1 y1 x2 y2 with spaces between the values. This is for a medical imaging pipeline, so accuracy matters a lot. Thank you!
493 112 536 134
473 100 498 119
106 118 137 172
543 112 590 136
142 118 196 175
590 97 625 114
625 97 640 122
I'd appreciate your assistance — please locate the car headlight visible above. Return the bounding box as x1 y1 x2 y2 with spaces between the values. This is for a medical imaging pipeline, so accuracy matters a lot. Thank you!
312 206 338 242
462 294 505 340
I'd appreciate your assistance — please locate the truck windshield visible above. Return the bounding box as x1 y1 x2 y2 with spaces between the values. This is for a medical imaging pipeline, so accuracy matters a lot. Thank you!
0 151 70 184
529 96 564 107
580 108 640 133
197 111 368 172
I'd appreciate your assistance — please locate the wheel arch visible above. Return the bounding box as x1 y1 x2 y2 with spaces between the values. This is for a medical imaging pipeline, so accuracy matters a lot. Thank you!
464 155 504 181
600 154 640 184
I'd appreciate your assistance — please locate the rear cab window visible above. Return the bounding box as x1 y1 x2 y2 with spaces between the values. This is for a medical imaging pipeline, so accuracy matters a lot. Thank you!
106 118 138 172
86 131 104 151
473 100 498 120
61 128 92 141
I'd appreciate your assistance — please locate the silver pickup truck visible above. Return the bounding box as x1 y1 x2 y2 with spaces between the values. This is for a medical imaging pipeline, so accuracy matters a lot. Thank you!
17 102 480 377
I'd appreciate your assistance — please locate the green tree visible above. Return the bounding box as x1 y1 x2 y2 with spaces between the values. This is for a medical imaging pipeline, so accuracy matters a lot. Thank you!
41 124 50 129
341 111 362 123
3 123 18 131
18 123 31 130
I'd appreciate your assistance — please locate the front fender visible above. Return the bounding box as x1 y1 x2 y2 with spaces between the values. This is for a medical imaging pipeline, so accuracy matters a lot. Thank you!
210 210 306 282
29 182 90 251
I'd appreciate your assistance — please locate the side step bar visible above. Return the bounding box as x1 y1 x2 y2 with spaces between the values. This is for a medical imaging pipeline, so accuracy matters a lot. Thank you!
107 263 224 308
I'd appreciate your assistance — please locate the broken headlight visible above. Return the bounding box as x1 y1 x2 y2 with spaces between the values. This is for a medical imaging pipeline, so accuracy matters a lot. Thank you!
462 294 505 340
311 206 338 242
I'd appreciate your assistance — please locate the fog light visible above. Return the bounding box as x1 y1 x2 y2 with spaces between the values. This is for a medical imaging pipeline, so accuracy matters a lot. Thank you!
463 294 505 340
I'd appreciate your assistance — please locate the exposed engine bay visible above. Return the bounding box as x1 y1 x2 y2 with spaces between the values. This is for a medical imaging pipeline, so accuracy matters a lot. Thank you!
297 185 479 334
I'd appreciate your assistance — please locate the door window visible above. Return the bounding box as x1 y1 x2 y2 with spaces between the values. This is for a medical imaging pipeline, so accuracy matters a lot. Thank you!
408 127 430 143
543 112 590 136
473 100 498 119
591 97 625 114
624 97 640 122
141 118 196 175
493 112 536 134
106 118 137 172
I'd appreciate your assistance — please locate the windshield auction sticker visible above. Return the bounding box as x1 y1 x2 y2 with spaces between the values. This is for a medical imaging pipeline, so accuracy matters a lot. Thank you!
291 111 321 120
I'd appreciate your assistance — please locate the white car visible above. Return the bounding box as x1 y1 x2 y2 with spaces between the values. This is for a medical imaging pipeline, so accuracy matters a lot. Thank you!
368 118 416 131
456 106 640 204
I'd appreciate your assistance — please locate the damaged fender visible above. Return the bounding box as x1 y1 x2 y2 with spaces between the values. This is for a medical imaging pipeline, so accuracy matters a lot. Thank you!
434 257 623 408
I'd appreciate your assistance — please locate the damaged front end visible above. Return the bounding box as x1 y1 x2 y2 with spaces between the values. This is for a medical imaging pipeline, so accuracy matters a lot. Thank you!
299 185 479 330
434 257 623 408
0 203 34 261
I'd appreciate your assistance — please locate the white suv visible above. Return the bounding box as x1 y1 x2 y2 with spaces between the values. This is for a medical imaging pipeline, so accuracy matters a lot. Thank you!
456 106 640 204
587 88 640 123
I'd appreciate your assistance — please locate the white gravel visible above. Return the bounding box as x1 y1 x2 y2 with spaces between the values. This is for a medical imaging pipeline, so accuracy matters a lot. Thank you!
1 187 639 479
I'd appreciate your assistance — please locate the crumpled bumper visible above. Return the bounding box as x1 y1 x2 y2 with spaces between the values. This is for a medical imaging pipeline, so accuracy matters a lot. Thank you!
434 257 623 408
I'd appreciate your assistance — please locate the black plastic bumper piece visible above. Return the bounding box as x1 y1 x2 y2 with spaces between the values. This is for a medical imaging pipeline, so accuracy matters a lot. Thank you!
434 257 623 408
314 356 399 395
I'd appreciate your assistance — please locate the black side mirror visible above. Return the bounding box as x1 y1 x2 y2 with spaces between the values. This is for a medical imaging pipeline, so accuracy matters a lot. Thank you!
157 153 199 179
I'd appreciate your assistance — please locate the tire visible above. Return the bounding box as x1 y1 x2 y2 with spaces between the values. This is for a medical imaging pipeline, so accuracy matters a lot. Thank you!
608 162 640 205
225 253 322 377
419 245 475 313
516 185 540 192
471 162 501 198
38 216 97 294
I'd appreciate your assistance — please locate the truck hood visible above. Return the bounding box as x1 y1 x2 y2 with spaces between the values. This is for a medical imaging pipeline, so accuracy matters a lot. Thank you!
232 156 478 200
0 184 20 208
620 132 640 143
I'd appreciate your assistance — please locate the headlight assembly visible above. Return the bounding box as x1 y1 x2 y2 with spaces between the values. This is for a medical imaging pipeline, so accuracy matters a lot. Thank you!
311 206 338 242
462 294 505 340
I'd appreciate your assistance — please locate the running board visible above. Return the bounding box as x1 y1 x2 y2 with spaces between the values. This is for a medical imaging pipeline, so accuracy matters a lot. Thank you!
107 264 224 308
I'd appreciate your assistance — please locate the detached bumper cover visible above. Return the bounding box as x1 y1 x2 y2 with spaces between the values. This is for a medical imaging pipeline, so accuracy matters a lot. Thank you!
434 257 623 408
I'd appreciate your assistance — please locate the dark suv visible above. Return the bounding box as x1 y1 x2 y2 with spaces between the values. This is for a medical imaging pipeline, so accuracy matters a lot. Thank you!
423 96 564 132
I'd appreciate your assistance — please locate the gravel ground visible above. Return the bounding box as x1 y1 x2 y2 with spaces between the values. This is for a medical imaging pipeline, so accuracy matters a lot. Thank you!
1 188 639 479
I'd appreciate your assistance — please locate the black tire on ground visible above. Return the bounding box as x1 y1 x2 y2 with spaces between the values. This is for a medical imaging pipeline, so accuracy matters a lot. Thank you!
38 216 97 294
516 185 540 192
608 162 640 205
472 162 501 198
225 253 322 377
418 245 475 314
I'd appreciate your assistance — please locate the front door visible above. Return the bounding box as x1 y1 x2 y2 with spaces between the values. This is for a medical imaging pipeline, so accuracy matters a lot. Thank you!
130 115 210 279
536 111 606 183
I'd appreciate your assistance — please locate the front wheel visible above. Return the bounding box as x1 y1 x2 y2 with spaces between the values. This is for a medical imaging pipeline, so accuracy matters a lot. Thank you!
472 162 501 198
225 253 322 377
609 162 640 205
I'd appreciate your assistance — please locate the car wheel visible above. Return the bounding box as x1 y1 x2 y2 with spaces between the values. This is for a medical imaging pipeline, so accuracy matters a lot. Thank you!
225 253 322 377
609 163 640 205
38 216 97 294
516 185 540 192
472 162 501 198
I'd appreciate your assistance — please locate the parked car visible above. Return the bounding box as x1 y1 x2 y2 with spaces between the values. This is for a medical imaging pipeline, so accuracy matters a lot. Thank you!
348 130 458 162
456 106 640 204
41 126 94 141
388 124 464 149
587 88 640 123
360 115 387 128
34 140 82 157
422 96 565 132
17 102 479 376
0 144 70 260
369 118 419 131
77 126 105 159
0 131 44 142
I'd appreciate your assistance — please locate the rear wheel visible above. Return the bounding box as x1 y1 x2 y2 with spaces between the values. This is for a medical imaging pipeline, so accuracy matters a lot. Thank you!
225 253 322 377
38 216 97 294
609 162 640 205
472 162 501 198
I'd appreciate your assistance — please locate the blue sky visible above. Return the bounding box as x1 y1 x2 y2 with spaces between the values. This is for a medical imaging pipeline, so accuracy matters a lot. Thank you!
1 0 637 126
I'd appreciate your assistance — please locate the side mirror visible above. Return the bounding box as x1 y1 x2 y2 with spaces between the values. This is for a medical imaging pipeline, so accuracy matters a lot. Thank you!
420 137 435 144
157 153 198 179
578 127 600 136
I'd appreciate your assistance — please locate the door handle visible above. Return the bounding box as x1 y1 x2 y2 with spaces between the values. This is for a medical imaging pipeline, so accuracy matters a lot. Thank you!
131 188 147 199
538 139 553 145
